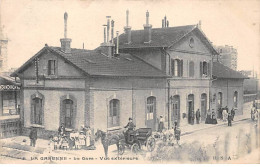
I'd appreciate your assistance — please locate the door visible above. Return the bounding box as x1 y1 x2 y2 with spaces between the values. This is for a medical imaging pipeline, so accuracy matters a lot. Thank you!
201 93 207 121
108 99 120 128
62 99 73 128
187 94 194 124
171 95 180 126
146 96 156 131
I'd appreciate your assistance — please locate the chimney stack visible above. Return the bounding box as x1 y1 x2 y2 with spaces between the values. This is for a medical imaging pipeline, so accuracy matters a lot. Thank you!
100 18 115 58
164 15 167 28
60 12 72 53
106 16 111 43
162 19 165 28
124 9 132 44
143 10 152 43
198 20 202 29
114 31 120 57
111 20 114 44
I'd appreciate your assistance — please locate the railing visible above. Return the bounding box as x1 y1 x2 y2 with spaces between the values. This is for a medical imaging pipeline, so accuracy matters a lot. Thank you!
0 119 21 138
243 94 257 103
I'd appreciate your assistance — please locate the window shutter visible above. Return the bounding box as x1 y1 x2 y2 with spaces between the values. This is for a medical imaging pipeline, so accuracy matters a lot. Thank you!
171 59 175 76
208 62 211 78
200 62 203 77
60 100 64 126
47 60 51 75
54 60 58 75
72 103 76 129
180 60 183 77
145 97 147 126
31 101 34 124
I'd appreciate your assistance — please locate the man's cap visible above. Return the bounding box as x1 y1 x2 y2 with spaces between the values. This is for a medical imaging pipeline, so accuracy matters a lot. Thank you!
129 117 132 120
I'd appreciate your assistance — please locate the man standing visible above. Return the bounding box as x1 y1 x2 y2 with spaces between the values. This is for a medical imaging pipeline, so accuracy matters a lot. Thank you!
174 127 181 146
124 117 136 143
190 111 195 125
231 108 236 121
29 127 37 147
195 109 201 124
227 112 232 127
158 115 164 133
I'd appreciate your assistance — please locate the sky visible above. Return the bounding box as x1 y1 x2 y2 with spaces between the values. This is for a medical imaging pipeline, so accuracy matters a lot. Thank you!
0 0 260 73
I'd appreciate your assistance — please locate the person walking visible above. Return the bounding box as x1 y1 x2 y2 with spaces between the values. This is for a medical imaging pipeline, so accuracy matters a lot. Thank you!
231 108 236 121
158 115 164 133
190 110 195 125
29 127 37 147
174 127 181 146
227 112 232 126
195 109 201 124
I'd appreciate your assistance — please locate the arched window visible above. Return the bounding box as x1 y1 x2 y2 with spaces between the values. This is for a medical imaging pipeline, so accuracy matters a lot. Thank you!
31 93 44 125
200 61 210 77
189 61 194 77
109 99 120 127
146 96 156 130
171 59 183 77
234 91 238 108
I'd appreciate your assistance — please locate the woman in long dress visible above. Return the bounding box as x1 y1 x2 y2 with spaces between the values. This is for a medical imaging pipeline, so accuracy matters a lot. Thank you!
85 127 91 147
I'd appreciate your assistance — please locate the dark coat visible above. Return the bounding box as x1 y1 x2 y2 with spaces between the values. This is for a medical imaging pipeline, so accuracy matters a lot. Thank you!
29 129 37 140
124 122 135 130
58 126 66 135
196 110 201 119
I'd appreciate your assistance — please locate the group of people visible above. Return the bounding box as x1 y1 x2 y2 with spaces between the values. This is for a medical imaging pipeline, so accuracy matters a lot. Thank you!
218 106 236 126
51 123 92 150
251 101 259 122
188 109 202 125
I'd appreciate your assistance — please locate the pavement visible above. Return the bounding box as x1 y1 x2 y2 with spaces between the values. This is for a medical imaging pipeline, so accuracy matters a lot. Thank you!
0 101 256 163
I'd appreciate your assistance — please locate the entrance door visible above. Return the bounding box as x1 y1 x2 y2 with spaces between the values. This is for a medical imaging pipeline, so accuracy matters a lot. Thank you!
187 94 194 124
146 96 156 131
201 93 207 121
61 99 74 128
171 95 180 126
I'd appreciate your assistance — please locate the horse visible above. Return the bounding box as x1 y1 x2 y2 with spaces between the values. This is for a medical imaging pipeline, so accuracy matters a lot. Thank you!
95 129 125 158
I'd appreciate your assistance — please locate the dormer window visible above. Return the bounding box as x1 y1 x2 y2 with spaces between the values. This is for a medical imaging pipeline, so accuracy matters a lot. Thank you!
200 61 211 77
48 60 56 75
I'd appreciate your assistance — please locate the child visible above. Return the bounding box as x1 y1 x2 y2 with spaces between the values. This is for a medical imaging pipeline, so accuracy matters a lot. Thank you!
174 127 181 146
61 135 69 150
79 131 86 149
48 135 54 153
53 135 59 150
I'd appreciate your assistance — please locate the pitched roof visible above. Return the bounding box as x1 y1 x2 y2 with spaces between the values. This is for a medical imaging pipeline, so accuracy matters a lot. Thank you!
118 25 196 48
0 74 21 86
212 62 248 79
117 25 218 54
11 46 168 78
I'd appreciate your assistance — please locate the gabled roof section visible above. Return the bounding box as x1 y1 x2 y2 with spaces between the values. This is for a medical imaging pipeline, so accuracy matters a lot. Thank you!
118 25 218 55
11 45 168 78
0 74 21 86
212 62 248 79
50 47 168 77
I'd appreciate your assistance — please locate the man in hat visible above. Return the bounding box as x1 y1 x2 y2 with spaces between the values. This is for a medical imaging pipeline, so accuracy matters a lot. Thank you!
227 112 232 126
195 109 201 124
124 117 136 143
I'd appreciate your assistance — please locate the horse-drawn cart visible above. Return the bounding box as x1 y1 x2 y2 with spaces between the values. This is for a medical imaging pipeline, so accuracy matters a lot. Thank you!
118 128 156 155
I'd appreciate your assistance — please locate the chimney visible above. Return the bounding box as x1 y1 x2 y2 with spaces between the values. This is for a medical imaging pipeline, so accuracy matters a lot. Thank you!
143 10 152 43
114 31 120 57
60 12 72 53
162 19 164 28
164 15 167 28
167 20 169 27
111 20 114 44
124 9 131 44
100 18 115 58
198 20 202 29
106 16 111 43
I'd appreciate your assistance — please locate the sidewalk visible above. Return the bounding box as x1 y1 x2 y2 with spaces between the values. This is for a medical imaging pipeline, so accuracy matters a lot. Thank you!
180 101 253 136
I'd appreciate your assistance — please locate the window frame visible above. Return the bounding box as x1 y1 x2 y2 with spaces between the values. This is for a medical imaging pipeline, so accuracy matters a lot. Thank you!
48 60 56 76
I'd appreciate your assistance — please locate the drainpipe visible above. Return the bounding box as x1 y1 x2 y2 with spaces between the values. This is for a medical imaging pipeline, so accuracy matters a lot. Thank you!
167 80 171 129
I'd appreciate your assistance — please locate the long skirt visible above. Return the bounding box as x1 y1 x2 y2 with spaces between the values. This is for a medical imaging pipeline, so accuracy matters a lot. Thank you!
158 122 164 132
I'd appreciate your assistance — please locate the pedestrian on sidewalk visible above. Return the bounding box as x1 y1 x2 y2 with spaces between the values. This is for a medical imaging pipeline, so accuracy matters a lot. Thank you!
196 109 201 124
174 127 181 146
211 111 218 124
223 106 228 122
227 113 232 126
190 110 195 125
158 115 164 133
29 127 37 147
231 108 236 121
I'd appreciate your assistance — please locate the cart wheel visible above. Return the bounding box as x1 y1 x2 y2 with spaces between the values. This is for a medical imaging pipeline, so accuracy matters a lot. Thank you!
118 143 125 155
146 137 156 152
131 143 140 154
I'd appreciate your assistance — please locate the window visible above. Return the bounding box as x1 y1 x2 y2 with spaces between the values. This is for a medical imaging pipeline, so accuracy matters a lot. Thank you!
200 61 211 77
2 92 16 115
189 38 194 48
48 60 56 75
234 91 238 108
189 61 194 77
109 99 120 127
171 95 180 126
31 97 43 125
61 99 74 128
147 96 156 120
171 59 183 77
